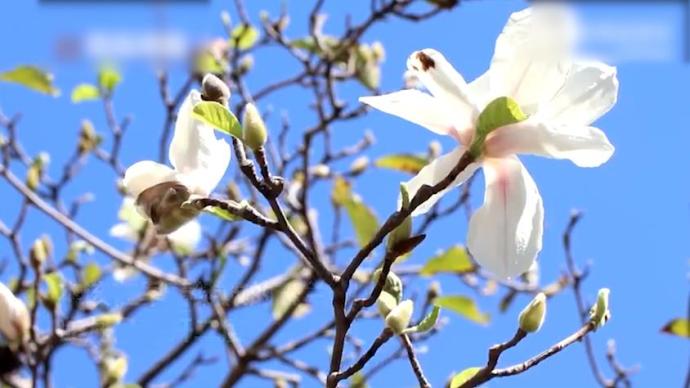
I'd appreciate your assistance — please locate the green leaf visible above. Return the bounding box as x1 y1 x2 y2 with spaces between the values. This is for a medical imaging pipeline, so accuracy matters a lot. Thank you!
475 96 527 138
272 278 310 319
406 305 440 334
450 367 481 388
43 272 64 306
349 371 368 388
71 83 100 103
434 295 489 325
661 318 690 338
229 24 259 50
344 198 379 248
192 101 242 138
420 245 474 276
0 65 59 96
98 66 121 93
375 154 428 175
331 176 379 247
82 262 102 289
203 205 239 221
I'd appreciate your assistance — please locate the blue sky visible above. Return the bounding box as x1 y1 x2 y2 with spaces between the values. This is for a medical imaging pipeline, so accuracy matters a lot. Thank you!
1 0 689 387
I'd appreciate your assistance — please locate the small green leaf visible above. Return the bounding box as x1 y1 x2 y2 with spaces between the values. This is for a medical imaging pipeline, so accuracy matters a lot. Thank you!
229 24 259 50
476 96 527 137
0 65 59 96
82 262 102 289
98 66 121 94
450 367 481 388
375 154 428 175
192 101 242 138
434 295 489 325
661 318 690 338
71 83 100 103
420 245 474 276
349 371 368 388
406 305 440 334
344 198 379 248
43 272 64 306
203 205 239 221
272 278 310 319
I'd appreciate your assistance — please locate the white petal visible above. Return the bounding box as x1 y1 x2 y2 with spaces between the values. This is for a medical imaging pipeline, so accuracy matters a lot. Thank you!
123 161 176 199
359 90 459 137
468 70 493 110
168 219 202 254
538 61 619 127
467 157 543 279
406 49 479 123
484 119 614 168
169 90 231 196
109 223 137 242
0 282 29 344
489 7 575 111
405 147 480 216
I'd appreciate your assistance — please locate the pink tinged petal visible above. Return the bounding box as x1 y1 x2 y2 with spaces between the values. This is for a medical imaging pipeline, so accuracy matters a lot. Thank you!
359 90 459 137
467 157 543 279
404 147 480 216
489 7 575 112
168 90 231 196
537 61 619 127
484 119 614 168
406 49 479 127
122 161 176 199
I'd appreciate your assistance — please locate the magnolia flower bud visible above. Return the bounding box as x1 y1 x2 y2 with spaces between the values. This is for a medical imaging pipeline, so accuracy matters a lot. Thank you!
518 292 547 333
78 120 101 155
95 313 123 329
372 269 403 303
349 156 369 176
242 103 267 151
102 355 128 386
377 291 397 317
589 288 611 329
30 235 52 268
136 182 199 235
0 283 30 348
201 74 231 106
385 299 413 334
310 164 330 178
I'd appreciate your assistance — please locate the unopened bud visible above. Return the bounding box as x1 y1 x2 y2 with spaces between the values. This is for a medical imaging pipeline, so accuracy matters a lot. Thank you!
78 120 101 155
372 269 403 303
30 235 52 268
102 355 128 385
589 288 611 329
385 299 413 334
371 41 385 62
310 164 330 178
0 282 30 347
426 280 441 301
377 291 397 317
518 292 547 333
95 313 122 329
349 156 369 176
201 74 231 106
242 103 267 151
220 10 232 27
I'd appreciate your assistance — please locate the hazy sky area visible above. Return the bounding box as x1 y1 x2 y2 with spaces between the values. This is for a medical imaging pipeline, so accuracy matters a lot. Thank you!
1 0 689 387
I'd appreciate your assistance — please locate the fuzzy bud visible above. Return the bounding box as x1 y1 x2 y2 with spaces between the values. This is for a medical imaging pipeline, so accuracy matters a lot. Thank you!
102 355 128 386
589 288 611 329
241 103 267 151
201 73 231 106
349 156 369 176
376 291 397 317
385 299 414 334
372 269 403 303
518 292 547 333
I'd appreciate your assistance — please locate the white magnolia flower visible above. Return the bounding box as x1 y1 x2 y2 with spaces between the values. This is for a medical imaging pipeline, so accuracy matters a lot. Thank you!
123 88 231 234
360 7 618 278
0 282 30 347
110 197 202 281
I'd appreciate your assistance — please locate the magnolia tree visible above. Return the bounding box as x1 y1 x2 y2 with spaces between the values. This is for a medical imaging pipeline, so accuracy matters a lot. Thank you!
0 1 643 387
